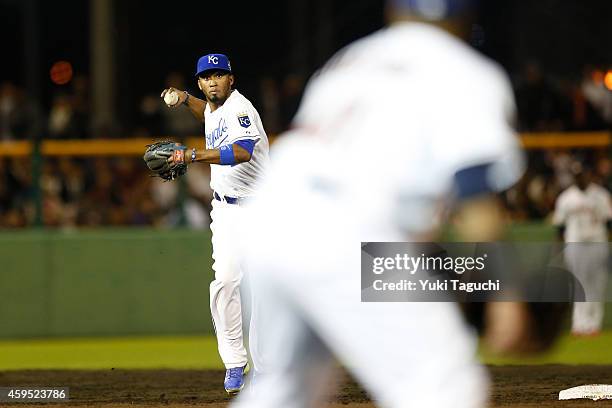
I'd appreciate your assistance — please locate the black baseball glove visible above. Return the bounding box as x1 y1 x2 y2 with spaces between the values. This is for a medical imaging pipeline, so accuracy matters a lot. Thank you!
143 141 188 181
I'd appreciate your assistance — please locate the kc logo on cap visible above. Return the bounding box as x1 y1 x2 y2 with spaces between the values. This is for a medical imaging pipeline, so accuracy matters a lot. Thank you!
196 53 232 77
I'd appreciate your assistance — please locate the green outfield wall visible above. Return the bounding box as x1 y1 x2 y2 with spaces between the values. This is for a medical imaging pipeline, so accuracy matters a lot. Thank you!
0 223 609 339
0 229 215 339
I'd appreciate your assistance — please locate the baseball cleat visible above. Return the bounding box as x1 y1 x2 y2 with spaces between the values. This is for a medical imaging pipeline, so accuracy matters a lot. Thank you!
224 363 250 395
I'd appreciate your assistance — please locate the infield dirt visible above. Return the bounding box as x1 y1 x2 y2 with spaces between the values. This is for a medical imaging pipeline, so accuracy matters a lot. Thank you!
1 365 611 407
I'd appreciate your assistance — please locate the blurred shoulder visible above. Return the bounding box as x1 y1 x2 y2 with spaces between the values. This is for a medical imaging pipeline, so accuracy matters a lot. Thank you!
384 22 514 106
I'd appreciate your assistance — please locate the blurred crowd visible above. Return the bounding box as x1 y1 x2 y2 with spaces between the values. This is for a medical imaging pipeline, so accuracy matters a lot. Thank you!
0 63 611 228
0 156 214 228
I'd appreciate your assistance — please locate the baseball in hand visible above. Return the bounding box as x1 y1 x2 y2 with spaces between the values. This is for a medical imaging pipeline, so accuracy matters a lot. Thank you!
164 90 179 106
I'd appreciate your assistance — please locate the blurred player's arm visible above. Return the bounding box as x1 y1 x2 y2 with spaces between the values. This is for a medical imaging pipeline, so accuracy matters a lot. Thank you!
161 87 207 122
451 163 507 241
452 195 506 242
451 163 549 355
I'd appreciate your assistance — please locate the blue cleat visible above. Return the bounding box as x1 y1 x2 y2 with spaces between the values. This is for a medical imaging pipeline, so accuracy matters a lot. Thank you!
224 363 250 395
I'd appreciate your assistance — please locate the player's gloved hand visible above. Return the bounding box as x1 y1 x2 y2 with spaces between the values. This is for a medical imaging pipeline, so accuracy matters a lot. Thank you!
463 301 569 355
160 87 188 107
143 140 188 181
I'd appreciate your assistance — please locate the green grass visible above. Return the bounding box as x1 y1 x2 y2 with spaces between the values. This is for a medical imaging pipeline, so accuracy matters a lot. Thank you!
482 331 612 365
0 335 223 370
0 332 611 371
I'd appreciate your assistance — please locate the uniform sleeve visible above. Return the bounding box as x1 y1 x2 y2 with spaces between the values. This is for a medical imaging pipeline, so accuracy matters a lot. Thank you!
431 64 525 199
552 194 567 226
226 102 261 143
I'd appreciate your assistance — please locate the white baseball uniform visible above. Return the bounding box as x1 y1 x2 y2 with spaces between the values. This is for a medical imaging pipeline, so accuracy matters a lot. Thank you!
234 22 524 408
553 183 611 334
204 89 269 369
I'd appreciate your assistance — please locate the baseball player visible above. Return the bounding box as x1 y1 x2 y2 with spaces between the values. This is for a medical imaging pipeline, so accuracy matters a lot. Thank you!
161 53 269 394
232 1 535 407
553 162 612 336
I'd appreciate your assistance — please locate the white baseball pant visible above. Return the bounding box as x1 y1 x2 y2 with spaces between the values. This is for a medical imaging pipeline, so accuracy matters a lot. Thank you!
565 243 609 334
234 198 489 408
209 198 250 369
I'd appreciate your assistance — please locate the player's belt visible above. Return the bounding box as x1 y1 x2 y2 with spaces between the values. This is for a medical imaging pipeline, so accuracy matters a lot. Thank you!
214 192 241 205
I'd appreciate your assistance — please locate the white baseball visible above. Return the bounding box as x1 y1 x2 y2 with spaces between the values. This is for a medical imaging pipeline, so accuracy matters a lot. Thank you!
164 90 179 106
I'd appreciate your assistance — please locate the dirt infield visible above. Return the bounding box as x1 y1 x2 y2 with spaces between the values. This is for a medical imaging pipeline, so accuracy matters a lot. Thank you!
1 365 611 407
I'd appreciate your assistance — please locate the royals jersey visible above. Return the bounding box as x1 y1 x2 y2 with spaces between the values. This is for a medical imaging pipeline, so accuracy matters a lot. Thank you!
263 22 524 241
553 184 612 242
204 89 269 198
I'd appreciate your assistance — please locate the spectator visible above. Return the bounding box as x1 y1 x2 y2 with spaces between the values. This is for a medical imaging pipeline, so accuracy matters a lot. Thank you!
48 93 87 139
0 82 43 140
57 157 86 204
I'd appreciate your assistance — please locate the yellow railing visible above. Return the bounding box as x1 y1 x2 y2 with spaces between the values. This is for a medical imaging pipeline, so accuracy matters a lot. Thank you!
0 137 205 157
0 132 608 157
520 131 610 149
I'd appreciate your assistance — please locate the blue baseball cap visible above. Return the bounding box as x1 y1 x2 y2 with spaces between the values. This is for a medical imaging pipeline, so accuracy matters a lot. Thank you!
195 53 232 77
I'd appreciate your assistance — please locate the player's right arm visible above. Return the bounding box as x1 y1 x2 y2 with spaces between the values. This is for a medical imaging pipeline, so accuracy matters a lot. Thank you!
452 166 570 354
161 87 207 123
451 181 554 355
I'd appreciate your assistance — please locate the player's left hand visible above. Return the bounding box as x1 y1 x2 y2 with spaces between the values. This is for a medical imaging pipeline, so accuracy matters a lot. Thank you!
143 141 188 181
166 148 186 165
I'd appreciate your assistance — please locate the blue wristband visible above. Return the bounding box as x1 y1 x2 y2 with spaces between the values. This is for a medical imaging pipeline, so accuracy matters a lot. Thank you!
219 144 236 165
234 139 256 158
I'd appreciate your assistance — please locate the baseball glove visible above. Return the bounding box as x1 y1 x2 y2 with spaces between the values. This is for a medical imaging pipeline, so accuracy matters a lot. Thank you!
461 301 569 353
143 141 188 181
